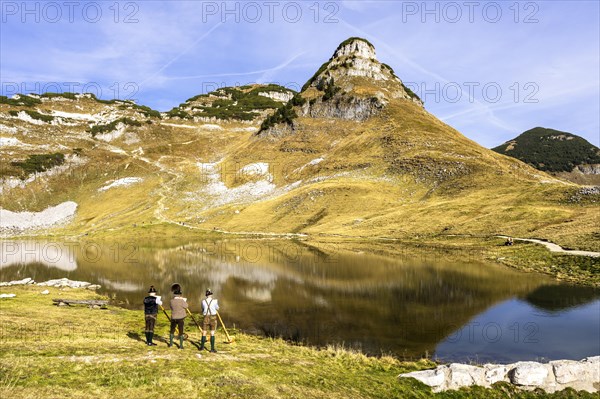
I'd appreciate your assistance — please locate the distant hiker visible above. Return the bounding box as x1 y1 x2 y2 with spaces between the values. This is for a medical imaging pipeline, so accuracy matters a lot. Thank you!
200 289 220 353
169 288 188 349
143 286 162 346
505 237 514 246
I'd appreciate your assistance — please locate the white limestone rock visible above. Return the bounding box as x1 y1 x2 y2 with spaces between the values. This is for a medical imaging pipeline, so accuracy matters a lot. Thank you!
258 91 294 103
582 356 600 383
484 364 509 385
398 358 599 393
551 360 585 384
575 164 600 174
333 39 376 59
38 278 92 289
0 277 34 286
447 363 485 388
510 362 550 386
399 368 446 388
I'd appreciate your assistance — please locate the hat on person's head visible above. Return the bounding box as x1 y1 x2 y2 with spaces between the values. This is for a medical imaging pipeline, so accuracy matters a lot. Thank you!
205 289 213 297
148 286 157 294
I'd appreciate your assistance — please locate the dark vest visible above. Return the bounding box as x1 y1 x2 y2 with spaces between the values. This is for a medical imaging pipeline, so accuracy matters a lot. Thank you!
144 296 158 314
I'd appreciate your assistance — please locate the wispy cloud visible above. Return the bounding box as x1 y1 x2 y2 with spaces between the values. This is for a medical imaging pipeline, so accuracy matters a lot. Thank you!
139 21 224 87
160 57 310 82
1 1 597 146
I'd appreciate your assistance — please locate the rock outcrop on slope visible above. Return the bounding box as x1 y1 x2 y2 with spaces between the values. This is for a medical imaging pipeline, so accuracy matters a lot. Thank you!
575 164 600 175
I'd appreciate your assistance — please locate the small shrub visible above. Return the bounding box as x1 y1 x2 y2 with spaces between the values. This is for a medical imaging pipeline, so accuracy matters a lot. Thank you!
88 117 142 137
320 78 341 102
184 94 209 103
334 37 375 52
290 93 306 106
211 99 235 108
302 61 332 91
132 104 161 118
85 93 121 105
258 93 305 133
250 84 293 95
401 83 421 102
8 109 54 122
175 85 296 122
40 92 77 100
165 109 193 119
381 63 396 75
11 153 65 175
0 95 41 107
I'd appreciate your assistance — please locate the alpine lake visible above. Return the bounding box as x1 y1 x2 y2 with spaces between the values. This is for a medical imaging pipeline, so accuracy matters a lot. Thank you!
1 238 598 363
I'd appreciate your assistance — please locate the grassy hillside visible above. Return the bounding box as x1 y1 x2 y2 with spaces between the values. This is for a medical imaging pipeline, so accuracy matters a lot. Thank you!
1 41 599 254
211 99 599 251
0 285 596 398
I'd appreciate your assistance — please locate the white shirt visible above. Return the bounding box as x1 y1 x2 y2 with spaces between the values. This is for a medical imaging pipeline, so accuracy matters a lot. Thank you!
202 297 219 316
149 294 162 306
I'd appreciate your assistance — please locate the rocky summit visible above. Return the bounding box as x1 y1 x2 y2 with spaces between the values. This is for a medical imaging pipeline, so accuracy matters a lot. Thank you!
290 37 422 123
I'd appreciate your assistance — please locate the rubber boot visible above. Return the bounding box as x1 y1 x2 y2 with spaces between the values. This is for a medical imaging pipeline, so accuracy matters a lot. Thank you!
210 335 217 353
148 332 157 346
169 334 174 347
179 335 184 350
145 332 150 345
200 335 206 351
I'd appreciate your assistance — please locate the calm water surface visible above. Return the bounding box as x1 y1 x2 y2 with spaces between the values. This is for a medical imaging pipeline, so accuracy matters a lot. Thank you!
1 239 598 362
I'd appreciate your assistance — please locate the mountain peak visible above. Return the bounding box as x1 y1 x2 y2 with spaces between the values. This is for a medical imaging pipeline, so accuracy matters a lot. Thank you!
324 37 389 82
300 37 421 101
332 37 376 60
258 37 424 135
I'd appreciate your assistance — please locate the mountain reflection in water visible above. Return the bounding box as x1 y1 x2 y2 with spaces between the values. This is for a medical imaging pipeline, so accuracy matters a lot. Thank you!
1 239 598 361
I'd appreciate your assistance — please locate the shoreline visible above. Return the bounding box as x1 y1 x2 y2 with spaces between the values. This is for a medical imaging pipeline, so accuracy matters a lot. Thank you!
496 236 600 258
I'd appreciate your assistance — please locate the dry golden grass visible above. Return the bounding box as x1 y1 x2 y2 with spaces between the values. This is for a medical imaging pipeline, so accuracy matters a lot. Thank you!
1 96 598 253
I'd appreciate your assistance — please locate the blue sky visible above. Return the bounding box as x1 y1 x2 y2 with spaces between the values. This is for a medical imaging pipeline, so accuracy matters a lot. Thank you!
1 1 598 147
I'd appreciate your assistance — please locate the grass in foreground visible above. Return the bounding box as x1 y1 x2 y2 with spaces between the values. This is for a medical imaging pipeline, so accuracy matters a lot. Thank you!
0 286 596 398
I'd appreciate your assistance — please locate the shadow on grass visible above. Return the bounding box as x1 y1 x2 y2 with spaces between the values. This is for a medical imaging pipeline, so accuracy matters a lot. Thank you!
127 331 175 346
188 337 213 352
128 331 212 350
127 331 144 343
